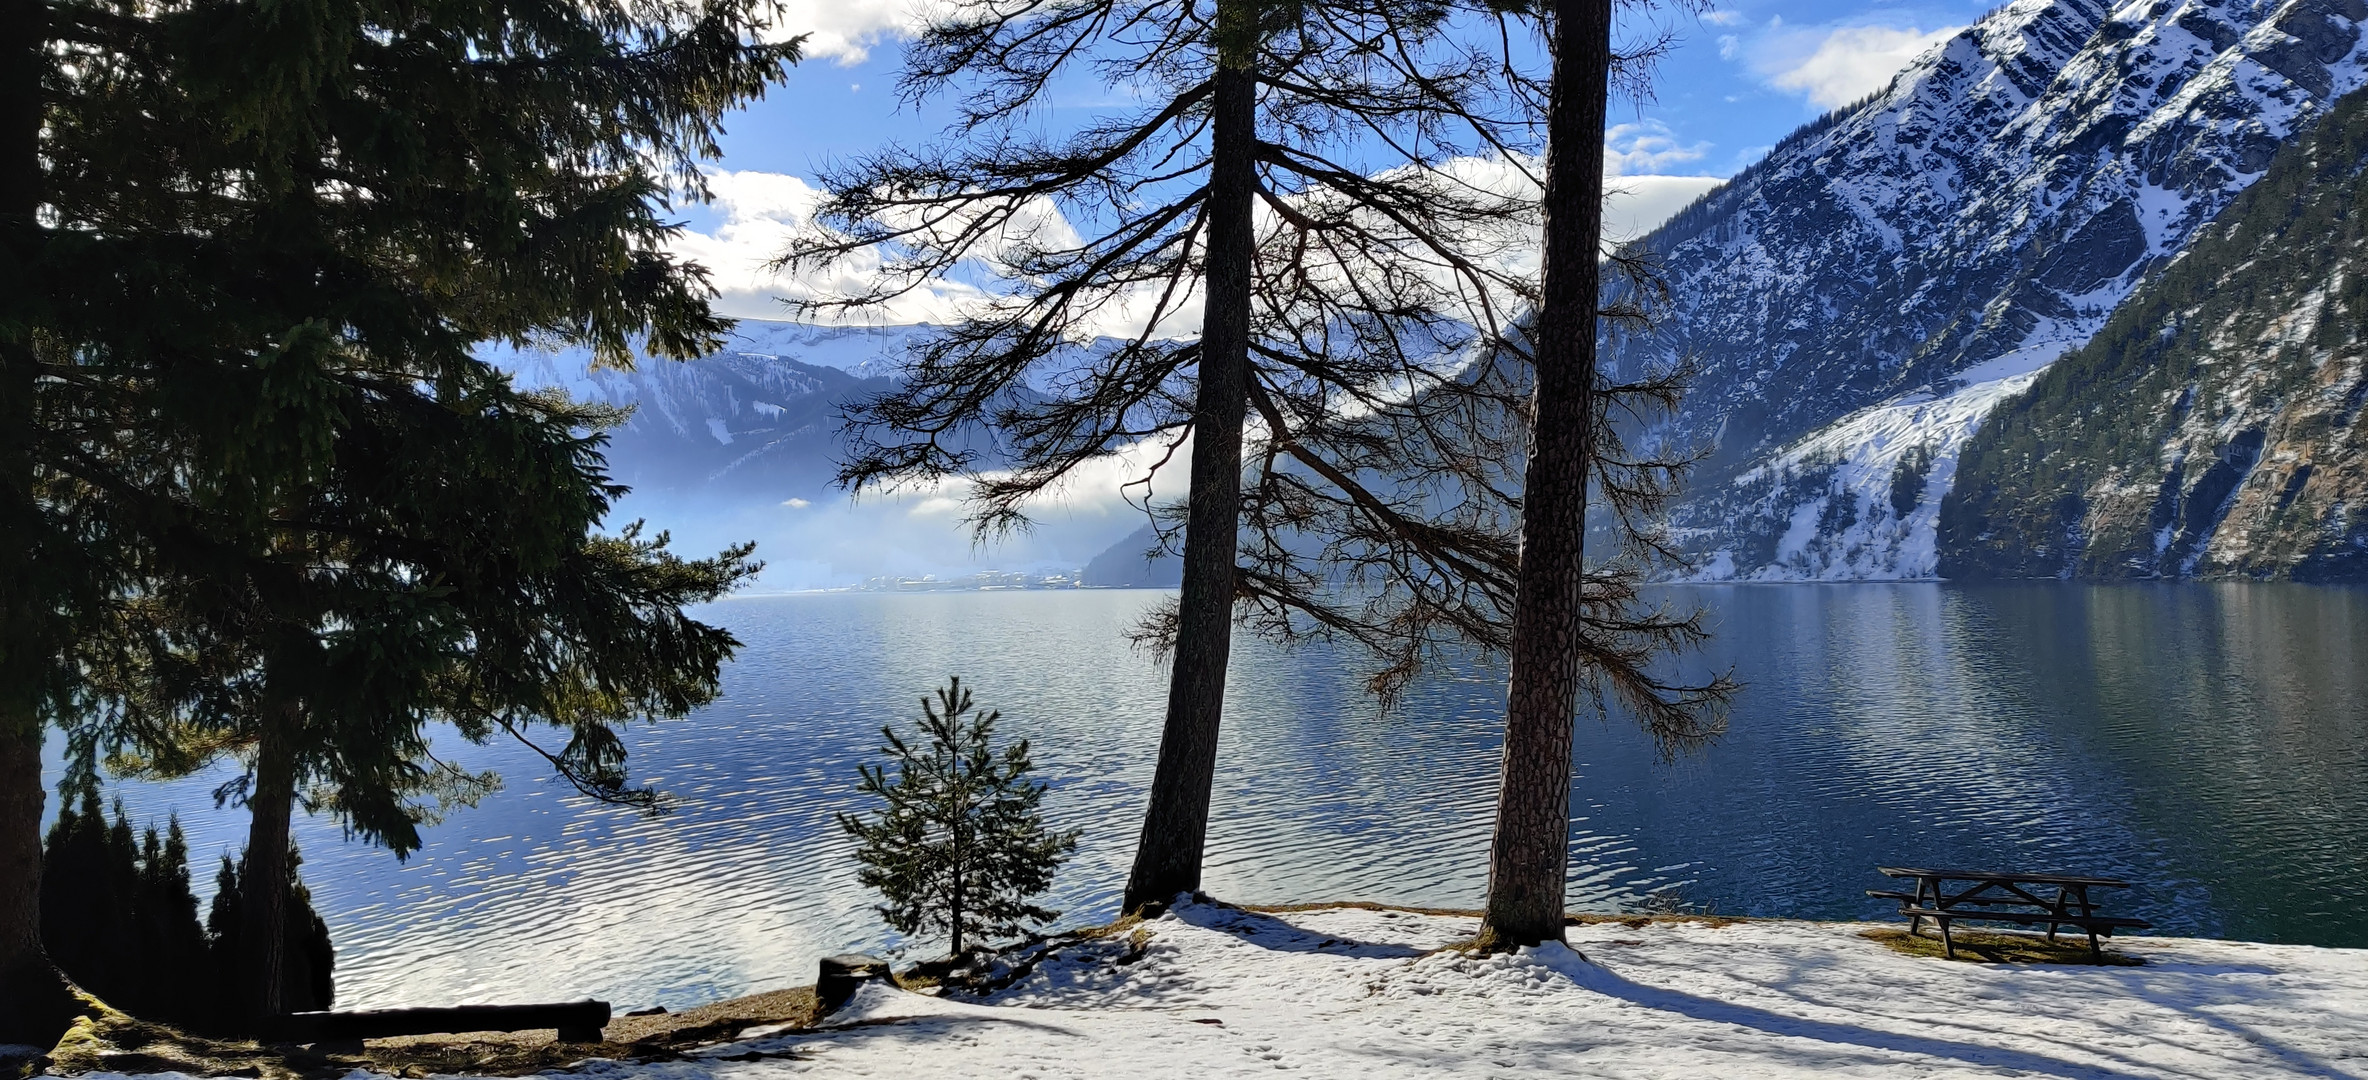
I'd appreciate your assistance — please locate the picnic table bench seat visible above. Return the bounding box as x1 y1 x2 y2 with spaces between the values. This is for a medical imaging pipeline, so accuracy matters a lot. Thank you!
1869 866 2153 959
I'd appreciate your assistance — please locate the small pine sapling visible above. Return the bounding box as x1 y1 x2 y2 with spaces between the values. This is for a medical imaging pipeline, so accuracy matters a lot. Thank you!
838 678 1081 960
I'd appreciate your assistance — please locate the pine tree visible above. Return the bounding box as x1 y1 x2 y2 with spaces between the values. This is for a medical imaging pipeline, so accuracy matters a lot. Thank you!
1473 0 1728 951
37 794 218 1028
9 0 798 1031
780 0 1553 915
127 819 213 1026
37 792 139 1006
838 678 1081 959
785 0 1726 921
206 848 336 1016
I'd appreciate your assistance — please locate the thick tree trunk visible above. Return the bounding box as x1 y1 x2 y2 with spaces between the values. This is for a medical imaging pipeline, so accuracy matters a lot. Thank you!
238 701 300 1024
0 714 75 1049
1475 0 1613 951
0 0 75 1051
1122 0 1257 912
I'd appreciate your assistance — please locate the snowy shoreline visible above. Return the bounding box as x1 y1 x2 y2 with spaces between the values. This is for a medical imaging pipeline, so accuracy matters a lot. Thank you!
58 900 2368 1078
568 901 2364 1078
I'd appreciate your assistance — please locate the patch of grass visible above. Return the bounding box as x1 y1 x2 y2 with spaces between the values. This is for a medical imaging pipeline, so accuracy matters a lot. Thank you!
1076 910 1150 940
1862 927 2144 966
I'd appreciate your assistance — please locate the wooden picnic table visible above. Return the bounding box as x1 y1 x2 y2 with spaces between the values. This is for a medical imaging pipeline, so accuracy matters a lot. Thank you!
1867 866 2152 959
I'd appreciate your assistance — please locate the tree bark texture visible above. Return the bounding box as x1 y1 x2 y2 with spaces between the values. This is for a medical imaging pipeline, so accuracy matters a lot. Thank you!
1476 0 1613 950
238 701 301 1022
1121 0 1256 912
0 0 76 1050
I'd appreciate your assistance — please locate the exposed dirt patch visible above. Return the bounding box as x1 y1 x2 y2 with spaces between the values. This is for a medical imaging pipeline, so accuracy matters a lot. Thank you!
1861 927 2144 966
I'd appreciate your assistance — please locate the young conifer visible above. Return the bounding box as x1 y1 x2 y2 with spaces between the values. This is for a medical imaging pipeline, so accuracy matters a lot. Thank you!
37 794 218 1027
838 678 1081 959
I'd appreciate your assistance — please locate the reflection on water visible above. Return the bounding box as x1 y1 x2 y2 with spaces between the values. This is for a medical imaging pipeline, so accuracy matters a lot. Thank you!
52 584 2368 1010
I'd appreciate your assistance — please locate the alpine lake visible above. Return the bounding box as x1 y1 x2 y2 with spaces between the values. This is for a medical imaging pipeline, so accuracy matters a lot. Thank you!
48 583 2368 1011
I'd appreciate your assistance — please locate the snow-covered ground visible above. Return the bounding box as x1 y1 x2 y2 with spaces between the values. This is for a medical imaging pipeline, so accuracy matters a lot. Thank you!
571 902 2364 1079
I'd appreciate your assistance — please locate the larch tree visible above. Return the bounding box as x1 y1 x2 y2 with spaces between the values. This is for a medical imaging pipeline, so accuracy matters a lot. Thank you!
778 0 1566 915
1473 0 1728 951
5 0 797 1038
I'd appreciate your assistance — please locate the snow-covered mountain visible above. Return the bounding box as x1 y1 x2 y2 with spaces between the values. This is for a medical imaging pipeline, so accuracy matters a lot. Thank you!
488 322 1152 588
1940 86 2368 580
492 322 924 500
1622 0 2368 580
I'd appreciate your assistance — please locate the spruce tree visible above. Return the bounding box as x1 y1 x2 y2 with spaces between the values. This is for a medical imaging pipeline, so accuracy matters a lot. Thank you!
36 792 139 1009
37 795 218 1028
8 0 800 1034
206 849 336 1016
838 678 1081 959
128 819 213 1026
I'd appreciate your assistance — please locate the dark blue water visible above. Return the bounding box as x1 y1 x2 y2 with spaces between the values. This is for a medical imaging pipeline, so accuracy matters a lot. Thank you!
48 584 2368 1010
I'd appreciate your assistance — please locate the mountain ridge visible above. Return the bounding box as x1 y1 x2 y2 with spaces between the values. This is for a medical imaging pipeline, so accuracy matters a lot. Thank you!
1939 83 2368 579
1616 0 2368 580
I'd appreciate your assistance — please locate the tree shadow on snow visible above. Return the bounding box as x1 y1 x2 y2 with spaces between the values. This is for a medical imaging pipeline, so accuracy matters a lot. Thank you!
2067 962 2359 1080
1554 961 2179 1080
1170 904 1427 959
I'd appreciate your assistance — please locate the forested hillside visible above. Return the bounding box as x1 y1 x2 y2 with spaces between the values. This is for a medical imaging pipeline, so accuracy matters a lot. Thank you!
1939 87 2368 580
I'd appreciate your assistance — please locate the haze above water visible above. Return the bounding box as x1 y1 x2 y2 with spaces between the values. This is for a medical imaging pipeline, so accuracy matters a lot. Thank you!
61 584 2368 1011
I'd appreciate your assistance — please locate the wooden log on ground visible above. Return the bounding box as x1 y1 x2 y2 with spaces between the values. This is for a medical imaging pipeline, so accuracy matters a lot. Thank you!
818 954 891 1014
266 1001 612 1045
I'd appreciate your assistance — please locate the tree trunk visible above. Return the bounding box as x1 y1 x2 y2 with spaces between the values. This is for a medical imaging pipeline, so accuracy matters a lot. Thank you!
238 701 300 1024
0 712 75 1049
1122 0 1257 913
0 0 76 1050
950 791 966 958
1475 0 1613 952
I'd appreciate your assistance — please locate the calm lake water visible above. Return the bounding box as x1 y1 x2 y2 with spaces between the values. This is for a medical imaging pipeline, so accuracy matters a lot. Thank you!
48 584 2368 1010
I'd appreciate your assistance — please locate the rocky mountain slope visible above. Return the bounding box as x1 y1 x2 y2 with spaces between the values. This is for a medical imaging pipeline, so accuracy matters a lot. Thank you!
1939 87 2368 579
1620 0 2368 580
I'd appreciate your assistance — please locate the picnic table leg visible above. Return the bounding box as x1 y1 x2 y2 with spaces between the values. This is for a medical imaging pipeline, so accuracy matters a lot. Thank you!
1938 915 1956 960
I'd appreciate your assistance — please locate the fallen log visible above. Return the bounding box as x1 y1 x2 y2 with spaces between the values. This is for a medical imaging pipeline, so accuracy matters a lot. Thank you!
265 1000 611 1045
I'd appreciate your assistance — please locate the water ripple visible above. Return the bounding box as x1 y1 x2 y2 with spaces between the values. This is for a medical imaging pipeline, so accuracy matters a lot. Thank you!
56 583 2368 1011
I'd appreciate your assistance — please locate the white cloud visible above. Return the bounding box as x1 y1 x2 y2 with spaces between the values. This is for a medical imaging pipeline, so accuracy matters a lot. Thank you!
1603 175 1725 242
1701 9 1747 26
781 497 811 509
1604 121 1710 176
1753 23 1961 109
669 147 1723 334
1719 34 1742 60
771 0 932 64
667 169 1001 324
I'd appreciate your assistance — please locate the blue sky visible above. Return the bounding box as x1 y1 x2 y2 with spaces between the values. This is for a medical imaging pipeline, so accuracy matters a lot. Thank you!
673 0 1999 320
